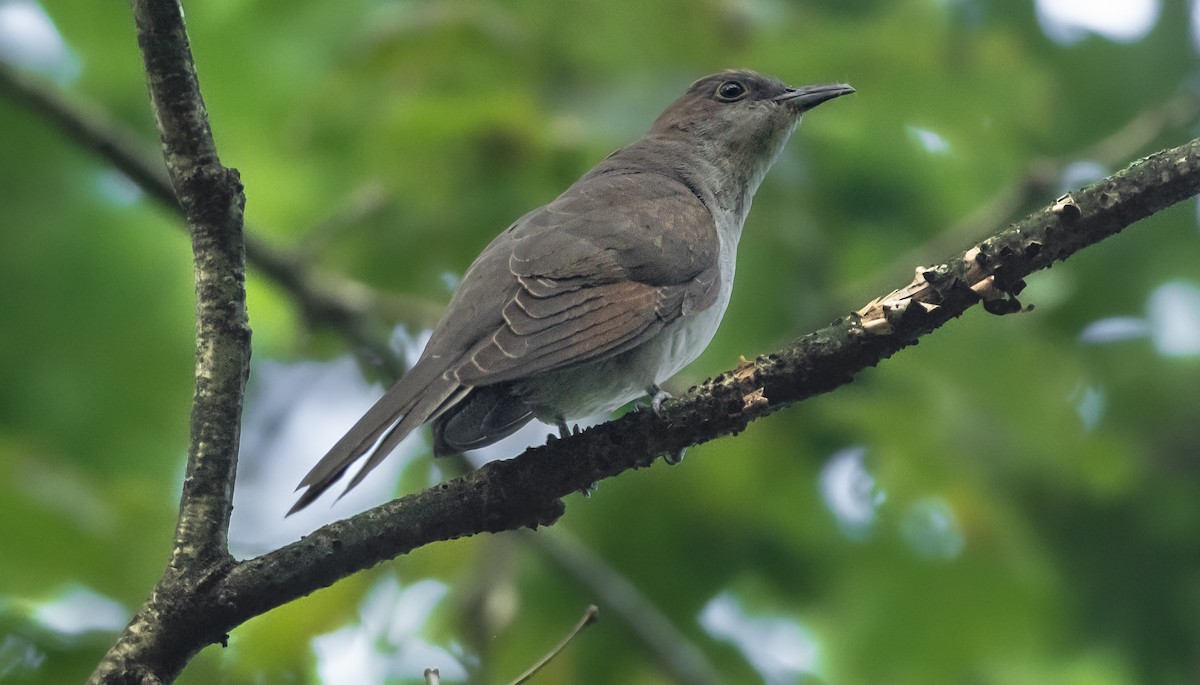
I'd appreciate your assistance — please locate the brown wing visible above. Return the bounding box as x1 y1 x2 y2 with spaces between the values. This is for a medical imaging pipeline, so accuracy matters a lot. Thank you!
448 170 721 385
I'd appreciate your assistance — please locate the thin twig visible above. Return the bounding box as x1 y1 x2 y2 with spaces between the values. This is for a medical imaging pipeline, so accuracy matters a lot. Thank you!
524 530 726 685
295 180 391 259
505 605 600 685
0 60 176 206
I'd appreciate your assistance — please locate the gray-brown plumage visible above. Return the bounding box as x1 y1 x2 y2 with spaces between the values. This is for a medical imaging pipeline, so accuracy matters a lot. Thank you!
290 70 853 514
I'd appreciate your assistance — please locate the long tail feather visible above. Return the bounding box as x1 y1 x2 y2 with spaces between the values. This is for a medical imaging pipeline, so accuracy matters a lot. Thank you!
288 364 460 515
340 383 470 494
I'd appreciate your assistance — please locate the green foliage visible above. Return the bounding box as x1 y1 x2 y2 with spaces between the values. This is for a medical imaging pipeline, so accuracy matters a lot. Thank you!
2 0 1199 683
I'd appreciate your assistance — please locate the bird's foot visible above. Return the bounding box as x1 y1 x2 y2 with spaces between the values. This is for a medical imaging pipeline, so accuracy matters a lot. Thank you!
638 385 685 465
647 384 671 414
552 416 581 441
635 384 672 415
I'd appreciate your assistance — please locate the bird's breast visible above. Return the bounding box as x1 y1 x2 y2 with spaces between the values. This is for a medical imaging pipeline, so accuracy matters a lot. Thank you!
516 307 725 423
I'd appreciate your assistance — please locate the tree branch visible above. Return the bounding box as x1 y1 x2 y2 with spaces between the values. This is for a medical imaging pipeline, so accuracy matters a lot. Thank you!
137 0 246 566
192 137 1200 664
88 0 248 681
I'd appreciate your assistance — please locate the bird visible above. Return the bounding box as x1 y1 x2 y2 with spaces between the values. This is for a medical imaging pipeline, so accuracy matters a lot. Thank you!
289 70 853 514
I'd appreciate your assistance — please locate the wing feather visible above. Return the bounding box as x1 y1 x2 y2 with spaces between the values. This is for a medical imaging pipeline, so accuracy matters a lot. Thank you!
446 171 721 386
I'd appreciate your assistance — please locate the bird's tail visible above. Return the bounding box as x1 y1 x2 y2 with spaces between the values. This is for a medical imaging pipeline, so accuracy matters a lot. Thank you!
288 363 466 515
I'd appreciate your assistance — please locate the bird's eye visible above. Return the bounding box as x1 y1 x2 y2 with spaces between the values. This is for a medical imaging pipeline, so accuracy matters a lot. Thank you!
715 80 747 102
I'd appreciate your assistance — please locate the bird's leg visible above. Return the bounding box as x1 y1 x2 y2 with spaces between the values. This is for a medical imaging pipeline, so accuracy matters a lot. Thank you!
555 415 573 440
641 384 686 465
647 383 671 413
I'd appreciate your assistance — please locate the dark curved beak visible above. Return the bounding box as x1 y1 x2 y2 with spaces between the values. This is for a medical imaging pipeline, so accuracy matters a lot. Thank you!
775 83 855 112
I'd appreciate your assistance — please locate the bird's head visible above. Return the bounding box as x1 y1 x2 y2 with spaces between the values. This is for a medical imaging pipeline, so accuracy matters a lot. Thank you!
650 70 854 192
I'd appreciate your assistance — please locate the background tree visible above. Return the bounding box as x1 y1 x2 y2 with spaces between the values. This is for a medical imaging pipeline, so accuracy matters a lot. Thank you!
1 1 1199 684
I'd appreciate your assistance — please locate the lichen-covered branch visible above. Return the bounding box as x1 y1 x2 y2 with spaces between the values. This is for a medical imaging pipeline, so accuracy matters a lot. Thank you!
206 137 1200 636
131 0 247 590
87 0 248 682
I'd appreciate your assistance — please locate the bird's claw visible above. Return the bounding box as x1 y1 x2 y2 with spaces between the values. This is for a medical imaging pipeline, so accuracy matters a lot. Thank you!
645 384 672 415
550 417 582 443
640 385 685 464
635 384 672 415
